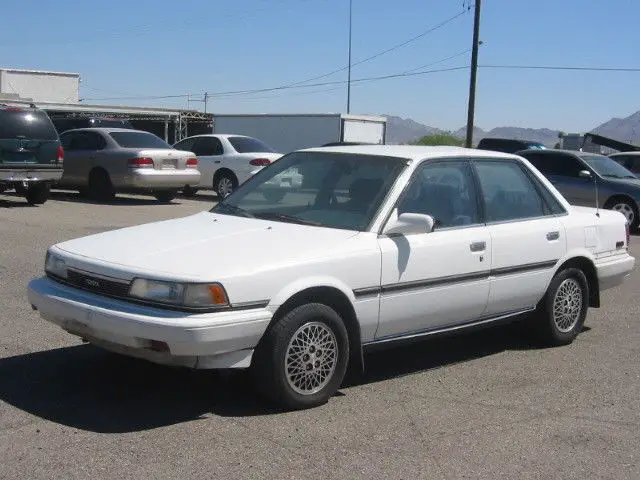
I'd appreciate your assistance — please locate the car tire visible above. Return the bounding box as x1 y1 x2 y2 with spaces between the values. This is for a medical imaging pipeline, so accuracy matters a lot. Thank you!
252 303 350 410
605 197 639 231
25 183 50 205
0 184 7 194
14 184 27 196
535 267 589 346
154 190 178 203
214 172 237 199
182 185 199 197
88 169 115 202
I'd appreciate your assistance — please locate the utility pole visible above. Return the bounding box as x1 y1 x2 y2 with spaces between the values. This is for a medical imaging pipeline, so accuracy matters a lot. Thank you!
465 0 482 148
204 92 209 113
346 0 353 114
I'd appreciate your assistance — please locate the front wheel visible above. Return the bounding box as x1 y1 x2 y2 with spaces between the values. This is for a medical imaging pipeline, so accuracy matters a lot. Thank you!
25 183 50 205
605 197 639 230
214 172 237 198
252 303 350 410
535 268 589 346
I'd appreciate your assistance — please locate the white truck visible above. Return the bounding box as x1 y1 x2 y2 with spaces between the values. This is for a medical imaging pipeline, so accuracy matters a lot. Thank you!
211 113 386 153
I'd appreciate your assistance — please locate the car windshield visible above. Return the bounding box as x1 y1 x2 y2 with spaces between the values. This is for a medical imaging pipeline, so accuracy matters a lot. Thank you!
0 109 58 140
109 131 172 149
580 154 636 179
228 136 275 153
211 151 407 231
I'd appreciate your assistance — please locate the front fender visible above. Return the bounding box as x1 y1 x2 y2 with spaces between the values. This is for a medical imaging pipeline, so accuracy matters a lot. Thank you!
267 275 357 312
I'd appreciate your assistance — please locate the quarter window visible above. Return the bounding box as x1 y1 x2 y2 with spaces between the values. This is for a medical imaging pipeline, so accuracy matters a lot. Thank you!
397 161 480 229
474 161 547 222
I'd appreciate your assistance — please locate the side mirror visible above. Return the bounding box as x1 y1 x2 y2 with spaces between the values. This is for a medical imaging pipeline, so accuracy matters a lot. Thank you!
383 212 435 236
578 170 593 179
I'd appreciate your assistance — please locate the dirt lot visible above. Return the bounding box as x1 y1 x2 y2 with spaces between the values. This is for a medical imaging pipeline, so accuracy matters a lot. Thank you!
1 190 638 479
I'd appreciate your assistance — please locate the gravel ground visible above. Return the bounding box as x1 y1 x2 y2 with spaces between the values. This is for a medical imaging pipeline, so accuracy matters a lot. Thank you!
1 190 638 479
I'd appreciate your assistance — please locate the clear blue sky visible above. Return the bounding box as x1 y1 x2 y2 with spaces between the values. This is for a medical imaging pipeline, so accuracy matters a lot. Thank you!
1 0 638 132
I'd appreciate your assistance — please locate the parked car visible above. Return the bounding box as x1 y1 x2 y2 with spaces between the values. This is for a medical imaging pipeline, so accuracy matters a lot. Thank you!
173 134 282 197
608 151 640 177
57 128 200 203
52 116 134 134
517 149 640 229
28 145 634 409
0 104 63 205
478 137 546 154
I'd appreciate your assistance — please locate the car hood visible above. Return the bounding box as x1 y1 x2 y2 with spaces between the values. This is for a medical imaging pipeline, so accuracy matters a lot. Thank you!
53 211 360 281
602 176 640 188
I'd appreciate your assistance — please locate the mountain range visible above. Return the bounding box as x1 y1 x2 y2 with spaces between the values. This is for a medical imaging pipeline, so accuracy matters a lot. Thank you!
383 110 640 147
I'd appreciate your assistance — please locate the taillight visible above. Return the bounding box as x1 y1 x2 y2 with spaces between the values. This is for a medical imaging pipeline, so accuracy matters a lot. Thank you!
127 157 154 168
186 157 199 168
250 158 271 166
625 222 630 248
56 145 64 164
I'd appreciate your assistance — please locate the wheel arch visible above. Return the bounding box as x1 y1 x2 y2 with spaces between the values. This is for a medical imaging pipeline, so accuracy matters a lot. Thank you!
265 280 364 372
551 253 600 308
212 168 238 186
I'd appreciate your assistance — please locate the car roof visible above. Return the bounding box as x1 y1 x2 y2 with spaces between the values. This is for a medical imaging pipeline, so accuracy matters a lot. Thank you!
60 127 150 134
301 144 520 162
479 137 542 143
610 151 640 156
517 148 591 156
181 134 251 140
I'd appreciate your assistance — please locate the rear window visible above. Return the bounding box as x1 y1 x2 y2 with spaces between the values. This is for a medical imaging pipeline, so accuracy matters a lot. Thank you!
109 131 171 149
0 109 58 140
228 136 275 153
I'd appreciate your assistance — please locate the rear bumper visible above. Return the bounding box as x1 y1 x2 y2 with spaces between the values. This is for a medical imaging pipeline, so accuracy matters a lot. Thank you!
595 253 635 291
123 169 201 189
0 167 63 183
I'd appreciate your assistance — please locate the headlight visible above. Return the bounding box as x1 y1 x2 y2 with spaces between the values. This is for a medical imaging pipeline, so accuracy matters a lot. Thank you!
129 278 228 308
45 251 67 279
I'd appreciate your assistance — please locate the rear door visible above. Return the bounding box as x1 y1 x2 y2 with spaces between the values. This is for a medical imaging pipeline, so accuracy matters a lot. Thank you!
59 131 106 186
522 152 593 205
0 108 60 168
472 158 567 315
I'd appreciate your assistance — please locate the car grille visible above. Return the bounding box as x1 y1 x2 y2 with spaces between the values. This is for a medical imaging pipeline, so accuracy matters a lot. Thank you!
64 269 131 298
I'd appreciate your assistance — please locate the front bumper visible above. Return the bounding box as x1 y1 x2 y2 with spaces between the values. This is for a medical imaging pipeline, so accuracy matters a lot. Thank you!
124 169 201 189
27 276 272 369
595 252 635 291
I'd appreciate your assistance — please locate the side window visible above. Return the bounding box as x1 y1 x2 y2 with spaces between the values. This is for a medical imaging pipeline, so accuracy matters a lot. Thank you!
88 132 106 150
474 160 547 222
173 138 195 152
60 133 74 150
550 154 584 177
397 161 480 229
191 137 224 156
522 152 553 175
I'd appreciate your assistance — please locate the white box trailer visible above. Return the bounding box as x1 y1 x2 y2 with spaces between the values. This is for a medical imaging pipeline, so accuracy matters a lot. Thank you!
211 113 386 153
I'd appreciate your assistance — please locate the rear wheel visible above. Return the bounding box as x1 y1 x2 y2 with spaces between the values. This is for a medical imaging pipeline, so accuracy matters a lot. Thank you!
535 268 589 346
214 172 237 198
25 183 50 205
14 184 27 195
252 303 350 410
154 190 178 203
88 169 115 201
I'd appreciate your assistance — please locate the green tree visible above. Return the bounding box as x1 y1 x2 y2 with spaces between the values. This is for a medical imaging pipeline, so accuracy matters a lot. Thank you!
412 133 463 146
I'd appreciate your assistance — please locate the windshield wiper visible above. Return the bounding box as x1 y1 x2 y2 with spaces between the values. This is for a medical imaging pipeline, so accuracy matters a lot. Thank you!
601 174 622 178
254 212 323 226
214 203 255 218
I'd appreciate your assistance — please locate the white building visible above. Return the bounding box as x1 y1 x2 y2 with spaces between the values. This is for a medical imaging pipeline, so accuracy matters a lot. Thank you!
0 68 80 104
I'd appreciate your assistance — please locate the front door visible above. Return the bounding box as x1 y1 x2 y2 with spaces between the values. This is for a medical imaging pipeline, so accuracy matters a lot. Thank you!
376 159 492 339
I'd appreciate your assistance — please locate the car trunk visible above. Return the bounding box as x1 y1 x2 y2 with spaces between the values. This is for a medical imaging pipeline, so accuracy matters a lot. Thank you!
132 149 194 170
0 109 60 167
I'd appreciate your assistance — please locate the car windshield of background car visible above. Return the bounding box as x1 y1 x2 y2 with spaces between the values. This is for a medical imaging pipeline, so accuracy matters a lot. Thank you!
211 151 406 231
109 131 172 149
581 154 636 179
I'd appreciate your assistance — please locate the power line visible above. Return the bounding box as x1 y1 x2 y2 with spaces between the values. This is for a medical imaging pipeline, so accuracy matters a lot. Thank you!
402 48 472 74
480 65 640 72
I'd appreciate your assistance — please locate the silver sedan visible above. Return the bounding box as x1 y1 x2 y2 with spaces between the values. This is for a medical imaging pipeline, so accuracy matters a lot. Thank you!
57 128 200 202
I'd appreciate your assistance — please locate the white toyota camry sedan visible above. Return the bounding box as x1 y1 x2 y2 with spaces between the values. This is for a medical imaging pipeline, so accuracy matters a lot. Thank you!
28 145 635 409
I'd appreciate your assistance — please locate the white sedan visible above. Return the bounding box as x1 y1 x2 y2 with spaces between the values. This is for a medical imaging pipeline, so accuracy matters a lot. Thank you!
27 145 635 410
173 134 282 197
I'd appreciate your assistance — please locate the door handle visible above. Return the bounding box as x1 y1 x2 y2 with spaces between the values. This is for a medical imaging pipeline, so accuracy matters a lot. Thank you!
470 241 486 252
546 231 560 241
214 160 221 164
